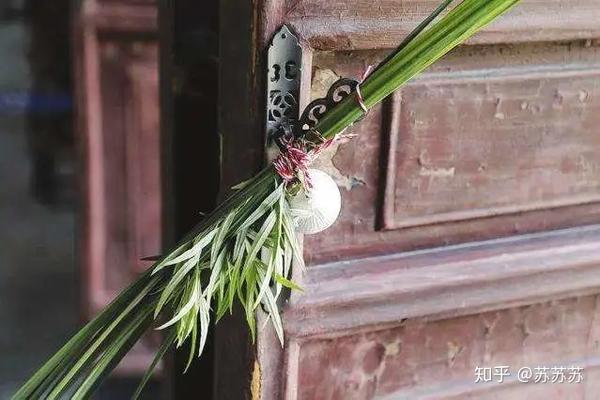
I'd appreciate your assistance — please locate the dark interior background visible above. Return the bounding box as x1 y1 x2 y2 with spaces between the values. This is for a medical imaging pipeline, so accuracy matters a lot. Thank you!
0 1 78 397
159 0 220 398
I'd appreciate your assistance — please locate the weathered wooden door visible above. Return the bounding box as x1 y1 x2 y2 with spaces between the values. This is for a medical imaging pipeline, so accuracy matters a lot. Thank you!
216 1 600 399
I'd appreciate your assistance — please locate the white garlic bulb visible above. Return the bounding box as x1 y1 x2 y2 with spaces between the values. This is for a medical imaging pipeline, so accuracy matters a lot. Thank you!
289 169 342 234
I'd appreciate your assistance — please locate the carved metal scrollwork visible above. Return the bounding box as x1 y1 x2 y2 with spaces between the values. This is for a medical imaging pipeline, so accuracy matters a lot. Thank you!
296 77 359 137
266 25 302 143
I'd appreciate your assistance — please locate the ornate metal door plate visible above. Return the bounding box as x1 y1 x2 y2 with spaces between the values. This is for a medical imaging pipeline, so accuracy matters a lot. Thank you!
266 25 302 144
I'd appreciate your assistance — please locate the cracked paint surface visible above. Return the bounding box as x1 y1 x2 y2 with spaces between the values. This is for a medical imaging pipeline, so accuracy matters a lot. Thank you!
296 296 600 400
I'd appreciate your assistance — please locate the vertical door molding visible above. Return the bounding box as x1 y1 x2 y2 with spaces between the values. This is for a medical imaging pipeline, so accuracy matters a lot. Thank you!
75 0 161 375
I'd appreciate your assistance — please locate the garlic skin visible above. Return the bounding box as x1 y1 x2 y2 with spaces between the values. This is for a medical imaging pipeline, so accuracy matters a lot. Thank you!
289 169 342 234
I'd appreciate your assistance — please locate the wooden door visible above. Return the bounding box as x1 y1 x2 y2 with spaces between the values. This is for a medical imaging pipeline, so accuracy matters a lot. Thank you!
74 0 161 375
216 1 600 399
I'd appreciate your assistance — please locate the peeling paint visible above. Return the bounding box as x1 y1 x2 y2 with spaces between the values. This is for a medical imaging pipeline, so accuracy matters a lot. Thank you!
446 341 463 367
349 176 366 189
384 341 401 357
416 149 455 178
552 90 564 109
310 67 340 99
296 296 600 399
419 166 455 178
312 141 366 191
577 155 599 174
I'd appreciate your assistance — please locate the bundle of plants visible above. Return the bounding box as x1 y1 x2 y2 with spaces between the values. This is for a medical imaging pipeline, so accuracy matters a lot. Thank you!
13 0 521 398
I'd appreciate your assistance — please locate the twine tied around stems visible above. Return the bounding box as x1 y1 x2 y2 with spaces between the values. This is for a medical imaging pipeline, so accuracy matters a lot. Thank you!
354 65 373 118
272 132 355 188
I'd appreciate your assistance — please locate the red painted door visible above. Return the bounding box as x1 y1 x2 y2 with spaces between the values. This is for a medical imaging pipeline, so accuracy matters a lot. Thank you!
215 1 600 399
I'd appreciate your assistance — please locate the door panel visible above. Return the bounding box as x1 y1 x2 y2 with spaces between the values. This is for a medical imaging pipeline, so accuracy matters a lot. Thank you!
295 295 600 400
75 0 160 375
382 69 600 229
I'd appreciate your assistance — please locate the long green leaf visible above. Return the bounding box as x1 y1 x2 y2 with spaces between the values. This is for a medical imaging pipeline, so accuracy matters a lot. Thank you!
47 277 160 399
253 202 283 309
257 269 284 345
132 330 177 400
12 271 158 399
237 183 282 232
273 272 303 292
155 254 203 317
71 306 155 399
